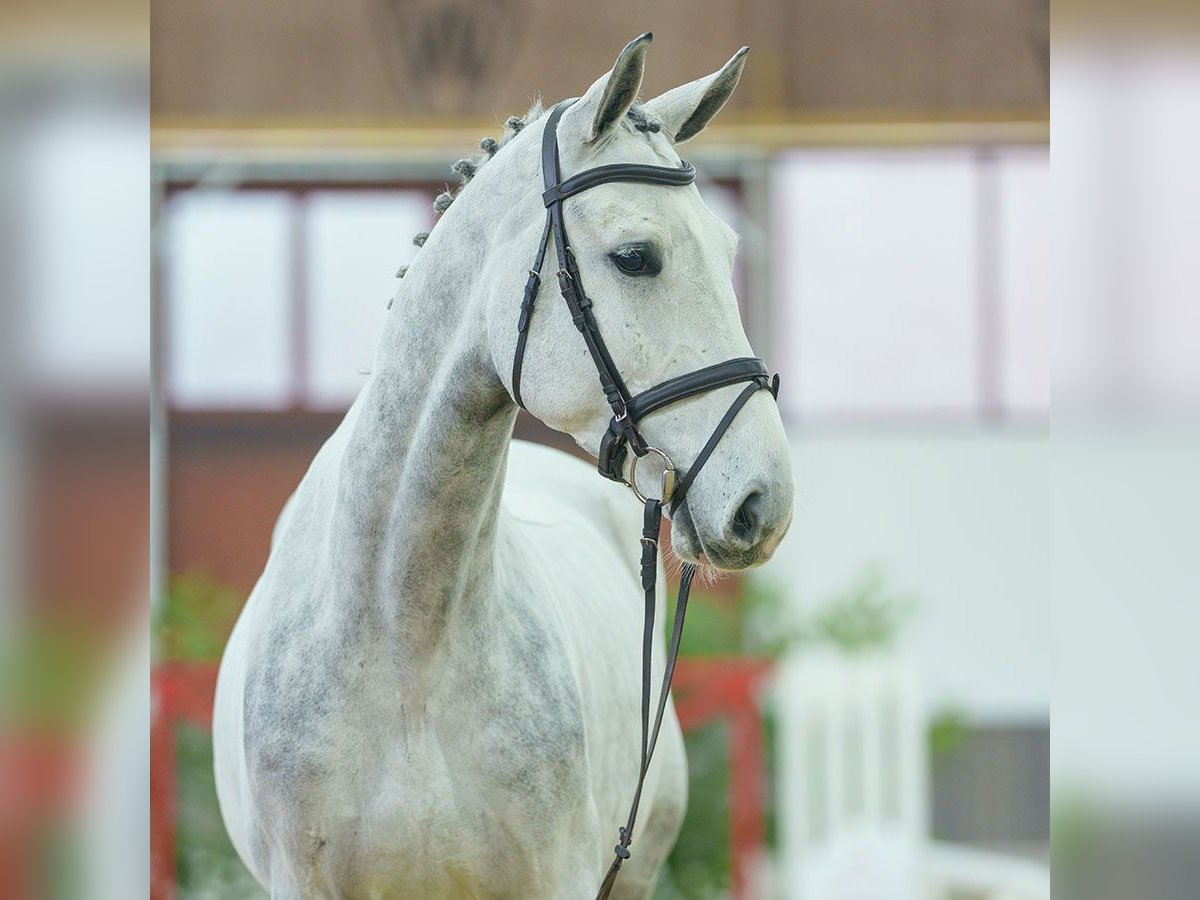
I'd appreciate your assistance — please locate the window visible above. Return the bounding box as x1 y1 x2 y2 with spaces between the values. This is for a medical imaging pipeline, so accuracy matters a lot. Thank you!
161 187 431 410
305 191 430 408
165 191 293 408
24 102 149 391
773 147 1050 423
996 151 1050 414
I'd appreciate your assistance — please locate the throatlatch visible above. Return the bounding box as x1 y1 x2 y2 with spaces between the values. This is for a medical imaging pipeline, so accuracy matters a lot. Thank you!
510 99 780 898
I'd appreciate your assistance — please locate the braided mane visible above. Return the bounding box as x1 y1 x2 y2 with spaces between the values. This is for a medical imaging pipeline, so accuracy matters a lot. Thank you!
390 99 659 304
391 100 547 290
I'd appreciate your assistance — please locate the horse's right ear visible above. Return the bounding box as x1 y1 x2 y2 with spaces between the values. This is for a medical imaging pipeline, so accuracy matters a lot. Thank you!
644 46 749 144
561 33 653 143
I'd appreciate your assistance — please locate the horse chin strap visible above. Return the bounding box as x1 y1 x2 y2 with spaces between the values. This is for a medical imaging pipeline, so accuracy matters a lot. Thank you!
510 99 780 898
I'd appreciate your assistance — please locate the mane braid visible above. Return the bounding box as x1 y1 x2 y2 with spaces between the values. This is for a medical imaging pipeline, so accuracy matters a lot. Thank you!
390 99 547 299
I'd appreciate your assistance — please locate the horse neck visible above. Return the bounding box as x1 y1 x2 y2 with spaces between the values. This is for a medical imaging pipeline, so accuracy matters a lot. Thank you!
327 174 523 653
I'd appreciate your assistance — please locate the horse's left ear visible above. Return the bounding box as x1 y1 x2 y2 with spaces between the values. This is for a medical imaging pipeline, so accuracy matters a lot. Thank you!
644 46 749 144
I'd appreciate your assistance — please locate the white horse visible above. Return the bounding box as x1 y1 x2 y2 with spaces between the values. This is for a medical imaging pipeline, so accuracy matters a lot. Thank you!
214 34 794 899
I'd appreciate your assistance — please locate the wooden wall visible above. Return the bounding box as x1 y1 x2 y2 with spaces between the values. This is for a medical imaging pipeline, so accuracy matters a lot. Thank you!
151 0 1048 122
28 407 148 634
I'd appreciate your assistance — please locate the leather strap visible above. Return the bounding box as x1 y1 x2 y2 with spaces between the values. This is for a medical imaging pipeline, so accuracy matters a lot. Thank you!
597 357 770 484
512 212 553 409
627 357 768 422
543 104 638 422
542 160 696 207
596 499 695 900
513 99 705 438
669 378 769 515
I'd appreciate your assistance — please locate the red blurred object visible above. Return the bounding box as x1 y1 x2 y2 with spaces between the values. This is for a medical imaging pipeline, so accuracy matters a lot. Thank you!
150 663 218 900
673 658 774 900
0 737 81 900
150 658 772 900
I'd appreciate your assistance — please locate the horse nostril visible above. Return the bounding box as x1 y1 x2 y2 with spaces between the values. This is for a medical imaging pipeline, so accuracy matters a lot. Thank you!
731 491 763 544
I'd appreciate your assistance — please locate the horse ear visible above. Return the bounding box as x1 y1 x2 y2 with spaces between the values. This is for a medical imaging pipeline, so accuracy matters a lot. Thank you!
564 33 653 143
643 46 749 144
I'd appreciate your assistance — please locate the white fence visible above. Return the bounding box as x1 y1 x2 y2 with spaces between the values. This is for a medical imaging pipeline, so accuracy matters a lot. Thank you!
773 652 1049 900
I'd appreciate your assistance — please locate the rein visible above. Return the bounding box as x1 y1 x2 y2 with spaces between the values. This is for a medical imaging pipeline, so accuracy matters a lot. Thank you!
511 100 779 897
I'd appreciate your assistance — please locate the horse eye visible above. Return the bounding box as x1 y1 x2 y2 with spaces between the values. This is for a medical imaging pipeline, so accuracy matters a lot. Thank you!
609 246 658 276
613 249 645 273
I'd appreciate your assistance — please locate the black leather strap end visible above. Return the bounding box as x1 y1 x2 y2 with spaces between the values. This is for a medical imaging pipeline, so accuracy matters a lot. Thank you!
516 271 541 334
598 425 628 483
625 427 648 457
511 350 526 409
556 268 574 297
557 270 595 333
640 500 661 591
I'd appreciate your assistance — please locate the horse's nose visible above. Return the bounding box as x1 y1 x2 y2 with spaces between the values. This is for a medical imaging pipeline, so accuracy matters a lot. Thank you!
691 482 790 571
727 489 766 548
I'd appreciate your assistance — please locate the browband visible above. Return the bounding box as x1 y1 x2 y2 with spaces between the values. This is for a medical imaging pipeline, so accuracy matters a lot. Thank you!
542 161 697 207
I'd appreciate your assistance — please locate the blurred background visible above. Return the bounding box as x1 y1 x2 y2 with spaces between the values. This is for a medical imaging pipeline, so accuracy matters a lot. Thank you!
145 3 1050 898
7 1 1196 899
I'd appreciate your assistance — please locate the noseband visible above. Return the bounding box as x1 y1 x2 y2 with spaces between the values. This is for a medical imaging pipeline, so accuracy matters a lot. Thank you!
511 99 779 897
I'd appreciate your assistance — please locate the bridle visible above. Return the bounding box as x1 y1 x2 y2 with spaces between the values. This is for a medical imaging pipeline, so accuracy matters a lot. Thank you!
511 99 779 898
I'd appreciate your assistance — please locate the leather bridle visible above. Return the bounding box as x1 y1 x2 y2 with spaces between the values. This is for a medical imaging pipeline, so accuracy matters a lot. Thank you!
511 99 779 898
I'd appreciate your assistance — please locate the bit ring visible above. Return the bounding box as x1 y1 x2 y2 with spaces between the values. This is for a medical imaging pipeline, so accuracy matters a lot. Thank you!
630 447 676 505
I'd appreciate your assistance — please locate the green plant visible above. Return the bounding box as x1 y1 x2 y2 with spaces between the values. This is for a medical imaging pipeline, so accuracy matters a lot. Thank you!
153 573 243 663
175 724 264 899
672 583 745 657
728 564 918 658
655 721 732 900
929 705 972 757
0 619 106 731
807 565 918 654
